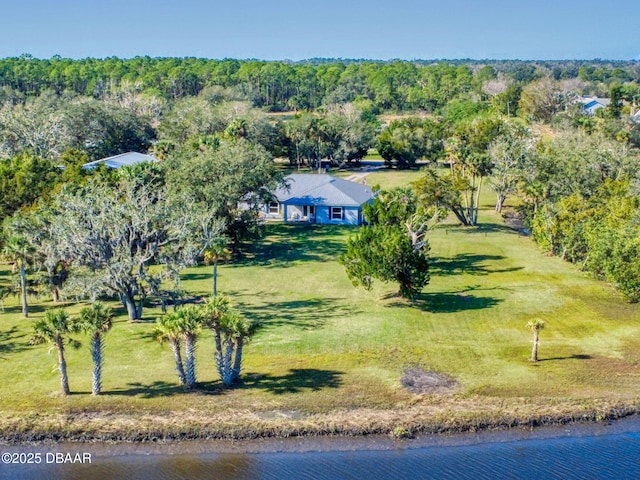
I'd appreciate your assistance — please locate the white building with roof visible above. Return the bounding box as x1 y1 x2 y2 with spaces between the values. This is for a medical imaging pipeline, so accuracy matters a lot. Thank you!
578 96 610 116
81 152 158 170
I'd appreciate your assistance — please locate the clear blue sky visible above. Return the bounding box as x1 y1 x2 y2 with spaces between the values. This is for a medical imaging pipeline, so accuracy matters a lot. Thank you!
1 0 639 60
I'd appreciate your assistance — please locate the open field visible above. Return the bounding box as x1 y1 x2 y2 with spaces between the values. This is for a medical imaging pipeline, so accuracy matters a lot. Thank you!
1 172 639 441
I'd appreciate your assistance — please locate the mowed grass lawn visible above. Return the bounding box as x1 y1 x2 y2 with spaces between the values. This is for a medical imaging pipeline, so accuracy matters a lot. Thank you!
1 170 639 438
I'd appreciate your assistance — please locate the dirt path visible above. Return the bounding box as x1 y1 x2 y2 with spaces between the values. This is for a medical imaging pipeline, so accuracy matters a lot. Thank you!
344 164 384 183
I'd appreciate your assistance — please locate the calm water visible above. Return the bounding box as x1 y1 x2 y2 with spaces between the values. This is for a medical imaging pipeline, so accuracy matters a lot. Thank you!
2 422 640 479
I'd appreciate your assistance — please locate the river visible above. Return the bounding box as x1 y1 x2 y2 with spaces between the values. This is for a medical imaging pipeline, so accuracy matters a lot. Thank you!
2 417 640 479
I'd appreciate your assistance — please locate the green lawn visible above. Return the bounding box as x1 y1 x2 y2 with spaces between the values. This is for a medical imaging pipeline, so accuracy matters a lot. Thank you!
1 177 639 439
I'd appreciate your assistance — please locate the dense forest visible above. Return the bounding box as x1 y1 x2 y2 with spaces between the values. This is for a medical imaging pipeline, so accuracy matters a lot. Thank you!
1 56 640 110
2 56 640 306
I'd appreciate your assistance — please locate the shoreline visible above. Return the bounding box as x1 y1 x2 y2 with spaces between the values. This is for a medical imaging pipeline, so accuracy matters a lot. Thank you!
3 414 640 456
2 400 639 450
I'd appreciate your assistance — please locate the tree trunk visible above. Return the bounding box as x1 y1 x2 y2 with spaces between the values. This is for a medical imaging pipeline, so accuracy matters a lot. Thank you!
495 194 505 213
170 340 187 386
20 264 28 318
474 176 483 225
213 259 218 297
232 337 244 383
52 287 60 303
91 334 102 395
123 292 139 320
451 206 470 226
184 334 197 389
530 330 539 362
221 337 235 387
57 340 70 395
136 300 144 319
211 325 224 380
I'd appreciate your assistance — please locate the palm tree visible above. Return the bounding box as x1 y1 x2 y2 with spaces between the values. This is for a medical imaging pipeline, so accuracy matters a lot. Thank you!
153 310 187 387
203 239 231 297
202 295 230 382
178 305 205 390
1 235 34 317
31 309 80 395
526 319 545 363
221 309 256 385
202 295 255 387
78 302 113 395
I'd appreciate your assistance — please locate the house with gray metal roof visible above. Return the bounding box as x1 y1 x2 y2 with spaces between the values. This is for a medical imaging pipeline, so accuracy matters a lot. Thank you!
265 174 375 225
578 96 610 116
81 152 158 170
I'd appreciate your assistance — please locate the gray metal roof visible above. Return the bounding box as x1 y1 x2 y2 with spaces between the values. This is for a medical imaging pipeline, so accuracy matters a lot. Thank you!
578 96 610 107
275 174 374 207
82 152 158 170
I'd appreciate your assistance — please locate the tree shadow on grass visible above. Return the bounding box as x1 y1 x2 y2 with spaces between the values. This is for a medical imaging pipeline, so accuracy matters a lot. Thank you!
0 326 29 358
239 369 343 395
445 222 522 236
537 354 592 362
232 225 347 268
431 253 523 277
100 371 343 398
180 272 213 282
476 222 523 235
388 287 504 313
104 381 193 398
0 303 49 316
228 291 358 330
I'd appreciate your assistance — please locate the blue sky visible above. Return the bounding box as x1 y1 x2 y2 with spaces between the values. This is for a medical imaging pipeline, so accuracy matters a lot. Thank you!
1 0 639 60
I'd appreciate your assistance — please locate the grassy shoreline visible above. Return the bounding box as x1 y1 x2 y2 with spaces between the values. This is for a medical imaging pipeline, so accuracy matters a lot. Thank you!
1 398 639 444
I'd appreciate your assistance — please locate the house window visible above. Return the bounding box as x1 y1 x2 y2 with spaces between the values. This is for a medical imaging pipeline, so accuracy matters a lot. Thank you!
303 206 316 217
268 202 279 214
330 207 343 220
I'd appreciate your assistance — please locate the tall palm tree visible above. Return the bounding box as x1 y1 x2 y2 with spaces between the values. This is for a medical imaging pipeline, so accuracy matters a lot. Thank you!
202 295 255 387
526 319 545 363
203 239 231 297
178 305 205 390
31 309 80 395
153 310 187 387
202 295 230 382
221 309 257 385
1 235 34 317
78 302 113 395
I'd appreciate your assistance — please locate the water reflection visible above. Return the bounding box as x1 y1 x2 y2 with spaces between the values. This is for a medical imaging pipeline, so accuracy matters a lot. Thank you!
3 421 640 480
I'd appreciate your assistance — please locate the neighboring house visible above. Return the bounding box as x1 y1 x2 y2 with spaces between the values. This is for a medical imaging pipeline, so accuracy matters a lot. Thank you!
265 174 375 225
81 152 158 170
578 96 610 116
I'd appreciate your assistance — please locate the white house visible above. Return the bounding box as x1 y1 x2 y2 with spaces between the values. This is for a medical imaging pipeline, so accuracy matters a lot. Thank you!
578 96 610 116
81 152 158 170
265 174 375 226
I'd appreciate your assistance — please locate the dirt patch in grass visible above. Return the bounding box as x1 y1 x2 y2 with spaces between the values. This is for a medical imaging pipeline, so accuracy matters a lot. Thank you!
502 210 527 233
401 367 460 395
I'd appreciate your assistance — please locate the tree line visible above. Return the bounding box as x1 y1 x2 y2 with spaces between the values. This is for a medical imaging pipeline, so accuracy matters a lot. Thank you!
2 56 639 109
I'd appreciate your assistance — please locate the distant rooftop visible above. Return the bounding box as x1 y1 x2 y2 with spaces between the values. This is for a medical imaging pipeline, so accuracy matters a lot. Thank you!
275 174 374 207
578 96 610 106
81 152 158 170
